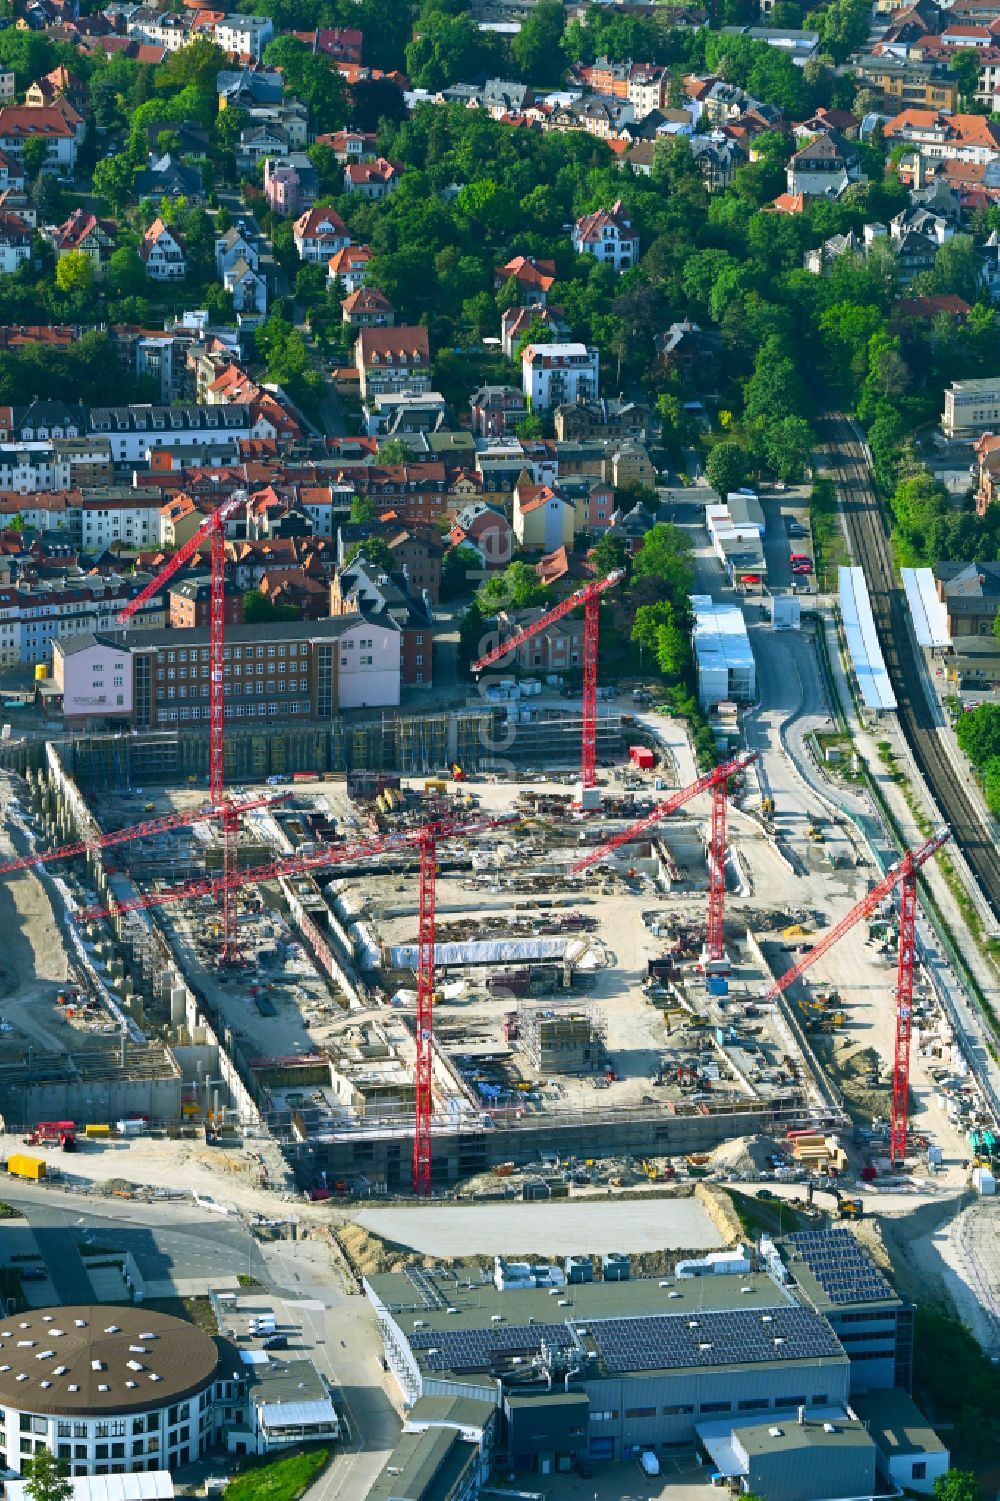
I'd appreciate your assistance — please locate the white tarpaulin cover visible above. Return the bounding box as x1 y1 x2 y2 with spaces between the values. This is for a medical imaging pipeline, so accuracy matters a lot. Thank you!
389 937 584 967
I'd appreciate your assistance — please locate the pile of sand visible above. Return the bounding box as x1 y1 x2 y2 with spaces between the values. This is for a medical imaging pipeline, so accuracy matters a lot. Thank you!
828 1042 892 1123
710 1134 784 1176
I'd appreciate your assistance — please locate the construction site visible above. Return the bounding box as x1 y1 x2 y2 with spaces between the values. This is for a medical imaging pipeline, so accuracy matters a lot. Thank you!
0 721 976 1204
0 523 988 1212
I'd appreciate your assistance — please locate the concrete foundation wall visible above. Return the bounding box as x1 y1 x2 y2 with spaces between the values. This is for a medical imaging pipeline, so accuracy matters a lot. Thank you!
3 1074 182 1126
295 1101 847 1190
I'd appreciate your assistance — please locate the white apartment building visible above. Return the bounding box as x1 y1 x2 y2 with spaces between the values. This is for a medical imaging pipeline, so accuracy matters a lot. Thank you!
78 497 164 552
213 13 274 58
87 404 253 465
0 442 73 494
521 343 600 411
943 377 1000 436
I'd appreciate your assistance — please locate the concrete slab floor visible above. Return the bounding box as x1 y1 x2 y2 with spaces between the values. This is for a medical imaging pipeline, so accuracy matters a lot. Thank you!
351 1198 724 1256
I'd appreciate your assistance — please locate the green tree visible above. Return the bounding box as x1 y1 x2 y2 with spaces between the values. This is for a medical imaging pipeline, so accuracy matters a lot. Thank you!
107 246 147 298
511 0 565 83
515 414 543 440
21 1449 72 1501
21 136 49 180
762 415 813 481
706 441 748 497
631 524 695 598
933 1471 981 1501
955 702 1000 768
479 560 546 612
456 178 518 238
262 37 348 131
632 600 691 678
92 152 138 210
155 37 227 94
405 12 504 90
54 250 94 296
922 233 985 305
377 438 415 465
349 495 378 525
442 544 483 599
950 48 982 107
242 590 298 624
590 533 629 579
345 538 395 571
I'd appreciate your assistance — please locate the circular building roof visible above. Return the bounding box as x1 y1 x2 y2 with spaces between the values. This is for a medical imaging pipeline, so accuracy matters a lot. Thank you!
0 1306 226 1416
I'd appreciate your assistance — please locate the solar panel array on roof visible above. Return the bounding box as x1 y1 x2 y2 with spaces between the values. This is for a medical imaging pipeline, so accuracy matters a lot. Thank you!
786 1229 895 1306
588 1306 841 1374
407 1306 842 1375
408 1323 574 1373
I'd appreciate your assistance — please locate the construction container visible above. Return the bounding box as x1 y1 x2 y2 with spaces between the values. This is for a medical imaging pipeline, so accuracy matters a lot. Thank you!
973 1166 996 1195
34 664 48 681
8 1153 45 1180
629 746 654 770
84 1124 110 1138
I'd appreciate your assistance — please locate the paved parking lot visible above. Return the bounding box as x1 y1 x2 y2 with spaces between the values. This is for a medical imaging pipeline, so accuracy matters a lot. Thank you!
494 1449 716 1501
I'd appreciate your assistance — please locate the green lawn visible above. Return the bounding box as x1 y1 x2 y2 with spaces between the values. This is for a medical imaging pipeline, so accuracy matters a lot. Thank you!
810 476 850 592
224 1448 331 1501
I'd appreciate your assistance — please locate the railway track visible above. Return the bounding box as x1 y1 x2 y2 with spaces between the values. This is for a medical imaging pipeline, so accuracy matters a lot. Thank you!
822 410 1000 923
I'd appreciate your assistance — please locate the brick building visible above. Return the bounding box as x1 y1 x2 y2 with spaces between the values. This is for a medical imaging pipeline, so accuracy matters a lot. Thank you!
167 573 245 629
52 615 401 730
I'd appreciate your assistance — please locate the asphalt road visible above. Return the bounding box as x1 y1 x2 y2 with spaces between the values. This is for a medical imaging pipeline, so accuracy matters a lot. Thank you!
0 1185 270 1296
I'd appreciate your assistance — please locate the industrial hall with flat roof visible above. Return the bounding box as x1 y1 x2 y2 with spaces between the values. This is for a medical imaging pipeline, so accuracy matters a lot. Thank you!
365 1230 946 1500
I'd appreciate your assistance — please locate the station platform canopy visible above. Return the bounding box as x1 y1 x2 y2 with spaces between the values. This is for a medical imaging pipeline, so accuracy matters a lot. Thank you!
839 566 896 712
901 567 951 649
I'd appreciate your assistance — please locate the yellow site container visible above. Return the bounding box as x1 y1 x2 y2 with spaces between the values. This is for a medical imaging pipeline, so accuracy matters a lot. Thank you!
34 664 48 681
424 779 446 794
84 1123 110 1138
8 1153 45 1180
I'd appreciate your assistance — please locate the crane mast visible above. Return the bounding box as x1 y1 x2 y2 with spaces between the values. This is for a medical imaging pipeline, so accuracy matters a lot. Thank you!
118 491 247 960
471 570 624 799
763 829 949 1163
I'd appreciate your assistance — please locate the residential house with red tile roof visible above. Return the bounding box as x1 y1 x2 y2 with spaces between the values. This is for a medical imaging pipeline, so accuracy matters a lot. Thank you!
494 255 556 305
45 207 116 276
343 156 401 199
0 210 32 273
294 204 350 262
355 327 431 400
342 286 395 329
140 217 186 280
327 243 371 291
571 198 639 271
0 106 77 171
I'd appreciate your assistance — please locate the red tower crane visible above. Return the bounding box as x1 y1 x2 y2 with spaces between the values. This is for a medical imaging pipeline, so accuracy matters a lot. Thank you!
470 569 624 795
76 808 516 1193
571 751 758 962
117 490 246 960
0 793 283 882
762 828 950 1165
